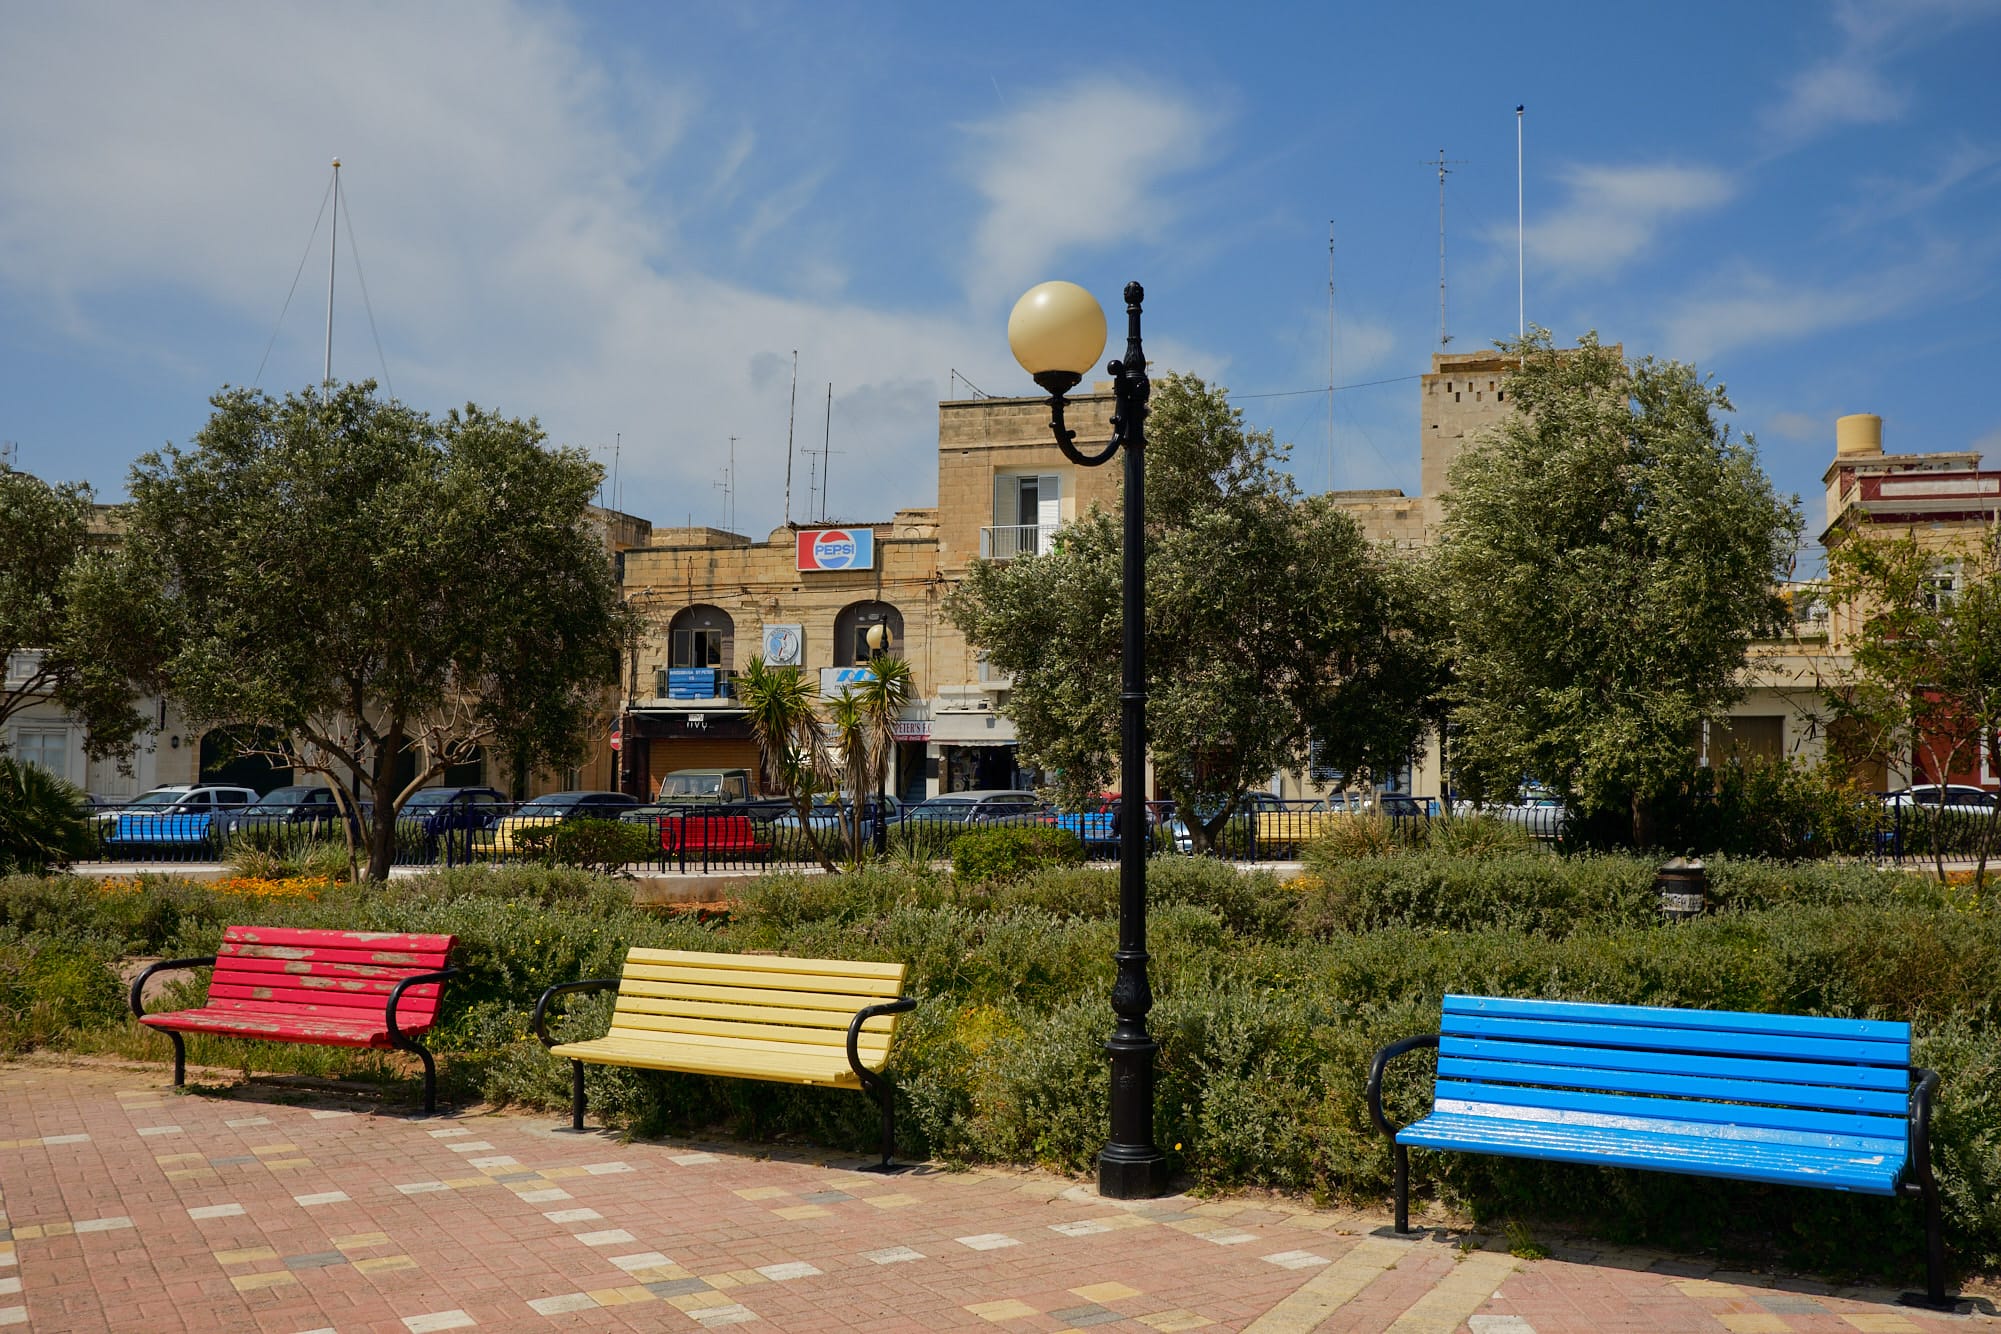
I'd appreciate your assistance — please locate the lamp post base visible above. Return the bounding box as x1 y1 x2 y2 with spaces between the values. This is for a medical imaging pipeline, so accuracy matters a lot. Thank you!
1097 1145 1170 1200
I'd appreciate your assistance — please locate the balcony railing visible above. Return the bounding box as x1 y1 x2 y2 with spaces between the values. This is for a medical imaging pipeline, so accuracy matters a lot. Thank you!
979 523 1057 559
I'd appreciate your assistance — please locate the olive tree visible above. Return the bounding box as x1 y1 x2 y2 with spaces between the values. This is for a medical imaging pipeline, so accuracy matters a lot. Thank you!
1440 331 1802 846
84 381 631 879
948 372 1447 852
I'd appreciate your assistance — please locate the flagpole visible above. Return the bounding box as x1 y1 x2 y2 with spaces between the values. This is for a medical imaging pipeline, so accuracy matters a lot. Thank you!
1515 106 1525 341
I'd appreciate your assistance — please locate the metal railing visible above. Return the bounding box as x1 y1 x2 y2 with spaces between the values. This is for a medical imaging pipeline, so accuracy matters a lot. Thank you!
80 794 2001 872
978 523 1057 559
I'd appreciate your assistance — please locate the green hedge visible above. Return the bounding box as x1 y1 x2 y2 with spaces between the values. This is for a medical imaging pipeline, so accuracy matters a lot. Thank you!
4 853 1998 1286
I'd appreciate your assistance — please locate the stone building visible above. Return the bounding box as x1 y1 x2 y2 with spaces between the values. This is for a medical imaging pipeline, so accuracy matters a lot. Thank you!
617 391 1118 801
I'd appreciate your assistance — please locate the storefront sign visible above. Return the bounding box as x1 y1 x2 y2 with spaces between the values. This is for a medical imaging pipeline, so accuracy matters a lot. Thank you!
761 623 803 666
820 666 876 695
796 527 874 571
891 720 931 741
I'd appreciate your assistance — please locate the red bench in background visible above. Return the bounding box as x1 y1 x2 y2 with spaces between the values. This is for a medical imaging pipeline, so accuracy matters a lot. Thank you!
658 813 772 867
130 926 460 1113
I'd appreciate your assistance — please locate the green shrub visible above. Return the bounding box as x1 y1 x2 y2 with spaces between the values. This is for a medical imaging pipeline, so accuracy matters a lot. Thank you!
1303 812 1419 864
0 934 125 1053
512 819 657 875
1427 813 1537 859
7 855 2001 1284
951 825 1085 884
0 758 95 874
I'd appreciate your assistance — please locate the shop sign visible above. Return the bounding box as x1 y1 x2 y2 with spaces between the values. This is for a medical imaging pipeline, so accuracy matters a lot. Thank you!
820 666 876 695
761 623 804 666
891 720 931 741
796 527 874 571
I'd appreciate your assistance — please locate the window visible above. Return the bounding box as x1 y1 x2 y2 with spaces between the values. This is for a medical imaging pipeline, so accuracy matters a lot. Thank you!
1923 561 1963 613
668 605 734 669
14 728 68 781
834 601 904 667
990 473 1061 557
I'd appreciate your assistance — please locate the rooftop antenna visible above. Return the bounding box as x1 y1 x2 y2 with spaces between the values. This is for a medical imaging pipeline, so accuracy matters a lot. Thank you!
820 384 833 521
611 433 621 514
0 441 16 470
323 157 340 399
1424 149 1468 349
1326 220 1336 493
783 350 798 526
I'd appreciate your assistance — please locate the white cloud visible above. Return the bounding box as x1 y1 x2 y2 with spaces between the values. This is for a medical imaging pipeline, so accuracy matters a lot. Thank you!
962 82 1220 309
1852 138 2001 226
1757 0 2001 147
0 1 1019 535
1520 164 1735 281
1762 411 1826 443
1656 244 1963 362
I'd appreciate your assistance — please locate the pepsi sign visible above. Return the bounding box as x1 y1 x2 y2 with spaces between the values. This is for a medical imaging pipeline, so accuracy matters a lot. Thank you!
795 527 874 571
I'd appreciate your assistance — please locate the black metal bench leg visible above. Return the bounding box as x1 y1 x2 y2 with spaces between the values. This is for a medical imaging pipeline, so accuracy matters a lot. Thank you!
854 1072 906 1174
1925 1181 1947 1309
412 1043 437 1115
571 1060 586 1132
1393 1144 1410 1234
168 1031 185 1087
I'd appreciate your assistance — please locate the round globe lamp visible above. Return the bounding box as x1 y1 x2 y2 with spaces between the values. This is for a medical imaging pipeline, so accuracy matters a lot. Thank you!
1007 281 1107 395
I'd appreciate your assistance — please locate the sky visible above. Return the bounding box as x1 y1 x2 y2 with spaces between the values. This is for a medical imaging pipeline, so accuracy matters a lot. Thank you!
3 1 1999 552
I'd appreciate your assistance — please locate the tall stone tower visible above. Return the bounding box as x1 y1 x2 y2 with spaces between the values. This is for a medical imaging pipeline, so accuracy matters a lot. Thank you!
1419 350 1518 533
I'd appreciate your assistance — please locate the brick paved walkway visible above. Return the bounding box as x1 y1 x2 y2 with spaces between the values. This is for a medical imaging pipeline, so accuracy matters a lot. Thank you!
2 1059 1992 1332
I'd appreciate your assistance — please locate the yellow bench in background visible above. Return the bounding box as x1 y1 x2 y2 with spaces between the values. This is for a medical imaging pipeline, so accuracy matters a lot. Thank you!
533 947 917 1169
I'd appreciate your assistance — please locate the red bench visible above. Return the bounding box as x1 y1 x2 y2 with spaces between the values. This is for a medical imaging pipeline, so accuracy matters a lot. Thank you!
658 813 771 866
129 926 460 1113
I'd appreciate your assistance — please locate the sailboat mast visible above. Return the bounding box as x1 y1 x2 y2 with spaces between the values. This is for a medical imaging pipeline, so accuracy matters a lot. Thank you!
324 158 340 398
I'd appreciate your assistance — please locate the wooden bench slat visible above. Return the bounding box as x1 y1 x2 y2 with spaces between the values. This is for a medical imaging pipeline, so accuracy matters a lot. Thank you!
1441 1036 1912 1093
612 995 897 1032
1442 1012 1911 1066
610 980 903 1014
1443 994 1912 1044
141 1009 394 1047
180 995 428 1023
223 925 454 960
592 1023 891 1066
1437 1055 1910 1116
1432 1078 1908 1144
553 1036 863 1086
607 1012 894 1054
211 953 448 986
219 942 453 970
612 972 912 1000
1403 1110 1904 1195
204 982 441 1020
623 948 906 982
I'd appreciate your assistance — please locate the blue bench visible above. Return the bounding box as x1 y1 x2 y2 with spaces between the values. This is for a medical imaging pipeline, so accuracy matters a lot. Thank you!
1368 994 1951 1309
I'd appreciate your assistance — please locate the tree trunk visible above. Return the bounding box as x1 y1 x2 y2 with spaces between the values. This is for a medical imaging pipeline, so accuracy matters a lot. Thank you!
364 767 402 882
1630 792 1656 851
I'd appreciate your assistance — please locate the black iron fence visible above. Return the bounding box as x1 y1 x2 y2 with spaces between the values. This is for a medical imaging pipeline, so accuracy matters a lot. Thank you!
79 794 2001 872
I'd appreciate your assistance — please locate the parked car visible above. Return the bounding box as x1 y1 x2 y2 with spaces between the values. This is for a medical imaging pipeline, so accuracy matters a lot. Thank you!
1453 789 1566 837
1164 790 1291 854
218 786 356 841
654 768 754 804
902 790 1048 827
102 785 259 847
1879 784 1999 816
767 793 903 834
480 790 641 853
397 786 509 837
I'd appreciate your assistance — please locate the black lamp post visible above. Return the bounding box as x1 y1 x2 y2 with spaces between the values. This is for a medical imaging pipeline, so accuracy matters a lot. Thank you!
1007 279 1167 1199
866 621 890 855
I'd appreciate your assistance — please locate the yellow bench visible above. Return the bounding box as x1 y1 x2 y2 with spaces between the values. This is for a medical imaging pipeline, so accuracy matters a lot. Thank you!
533 947 917 1169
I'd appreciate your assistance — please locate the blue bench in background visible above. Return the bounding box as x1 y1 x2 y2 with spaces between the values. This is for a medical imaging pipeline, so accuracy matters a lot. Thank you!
1368 994 1952 1309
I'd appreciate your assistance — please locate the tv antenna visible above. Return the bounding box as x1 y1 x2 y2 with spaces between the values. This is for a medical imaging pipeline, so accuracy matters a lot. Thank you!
1423 149 1468 348
0 441 16 470
714 436 737 533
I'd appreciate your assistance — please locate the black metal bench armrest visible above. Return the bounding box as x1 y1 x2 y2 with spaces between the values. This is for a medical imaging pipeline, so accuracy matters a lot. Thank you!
533 978 620 1048
1366 1034 1439 1138
385 967 462 1052
1904 1067 1939 1192
846 997 918 1084
129 956 216 1021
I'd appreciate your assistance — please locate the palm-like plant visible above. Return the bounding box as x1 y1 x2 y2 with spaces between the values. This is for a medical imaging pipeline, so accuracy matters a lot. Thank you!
853 655 913 855
734 656 840 873
823 688 873 862
0 756 96 874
